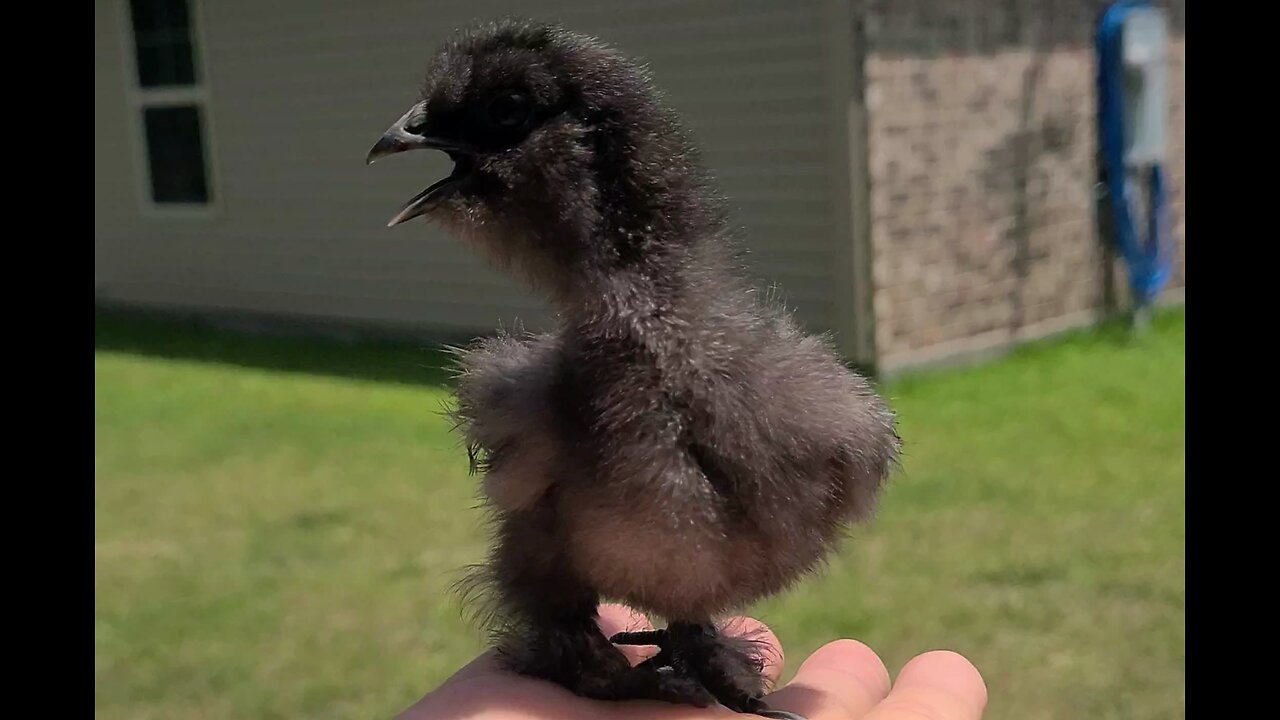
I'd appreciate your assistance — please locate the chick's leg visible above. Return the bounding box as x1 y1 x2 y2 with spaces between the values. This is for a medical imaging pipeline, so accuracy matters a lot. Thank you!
487 511 717 707
613 621 770 713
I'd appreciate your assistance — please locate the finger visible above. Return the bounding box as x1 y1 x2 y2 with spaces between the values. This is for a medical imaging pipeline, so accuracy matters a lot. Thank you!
764 639 891 720
597 603 654 637
863 651 987 720
718 615 786 689
598 603 659 666
444 648 502 684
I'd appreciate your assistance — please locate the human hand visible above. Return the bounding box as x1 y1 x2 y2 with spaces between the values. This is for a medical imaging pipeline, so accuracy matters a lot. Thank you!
396 604 986 719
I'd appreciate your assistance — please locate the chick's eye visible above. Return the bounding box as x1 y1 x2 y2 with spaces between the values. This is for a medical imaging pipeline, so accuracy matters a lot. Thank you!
487 92 532 129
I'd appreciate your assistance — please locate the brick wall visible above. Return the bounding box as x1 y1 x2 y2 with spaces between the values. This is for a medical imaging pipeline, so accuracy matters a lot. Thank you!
858 0 1185 372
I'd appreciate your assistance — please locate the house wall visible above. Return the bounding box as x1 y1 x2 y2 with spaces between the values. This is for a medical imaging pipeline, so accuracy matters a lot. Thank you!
95 0 858 344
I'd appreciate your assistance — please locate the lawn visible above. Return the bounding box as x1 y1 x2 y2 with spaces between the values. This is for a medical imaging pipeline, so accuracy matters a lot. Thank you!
95 309 1185 720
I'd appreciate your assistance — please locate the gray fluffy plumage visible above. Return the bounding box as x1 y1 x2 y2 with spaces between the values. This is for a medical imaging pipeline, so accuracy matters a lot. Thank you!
368 18 901 713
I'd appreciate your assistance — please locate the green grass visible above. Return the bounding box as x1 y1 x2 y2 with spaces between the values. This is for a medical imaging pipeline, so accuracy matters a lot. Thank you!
95 309 1185 720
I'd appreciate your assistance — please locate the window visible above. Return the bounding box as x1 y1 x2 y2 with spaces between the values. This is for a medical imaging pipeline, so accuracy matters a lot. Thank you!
123 0 215 210
143 106 209 203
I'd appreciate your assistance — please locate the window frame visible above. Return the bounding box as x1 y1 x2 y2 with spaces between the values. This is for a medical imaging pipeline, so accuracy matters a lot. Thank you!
117 0 222 219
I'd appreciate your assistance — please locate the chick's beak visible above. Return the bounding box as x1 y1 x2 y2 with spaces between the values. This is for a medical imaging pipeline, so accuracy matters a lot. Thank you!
366 101 475 227
367 102 439 164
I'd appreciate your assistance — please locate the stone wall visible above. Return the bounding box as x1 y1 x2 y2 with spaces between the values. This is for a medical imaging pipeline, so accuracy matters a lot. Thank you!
858 0 1185 371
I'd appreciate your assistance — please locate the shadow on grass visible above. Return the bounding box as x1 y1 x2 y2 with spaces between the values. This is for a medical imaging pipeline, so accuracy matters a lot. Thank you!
97 303 1181 391
95 308 459 388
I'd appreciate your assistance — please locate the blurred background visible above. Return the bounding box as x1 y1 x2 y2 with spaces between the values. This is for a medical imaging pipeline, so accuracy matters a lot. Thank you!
95 1 1185 718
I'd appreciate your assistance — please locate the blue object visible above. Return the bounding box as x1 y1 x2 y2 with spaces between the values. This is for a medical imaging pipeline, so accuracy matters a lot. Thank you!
1096 0 1172 307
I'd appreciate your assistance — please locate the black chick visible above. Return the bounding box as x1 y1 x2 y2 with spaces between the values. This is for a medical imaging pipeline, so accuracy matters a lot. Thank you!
367 19 900 715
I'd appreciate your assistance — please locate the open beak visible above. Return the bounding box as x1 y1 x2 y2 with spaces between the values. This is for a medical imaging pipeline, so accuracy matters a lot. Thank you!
366 102 475 227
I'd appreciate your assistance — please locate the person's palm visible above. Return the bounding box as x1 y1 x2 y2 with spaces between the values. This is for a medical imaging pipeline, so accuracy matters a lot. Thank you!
397 605 986 720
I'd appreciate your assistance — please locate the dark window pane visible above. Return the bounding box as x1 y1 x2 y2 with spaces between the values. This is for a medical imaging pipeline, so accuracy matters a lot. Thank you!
143 105 210 204
129 0 196 87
